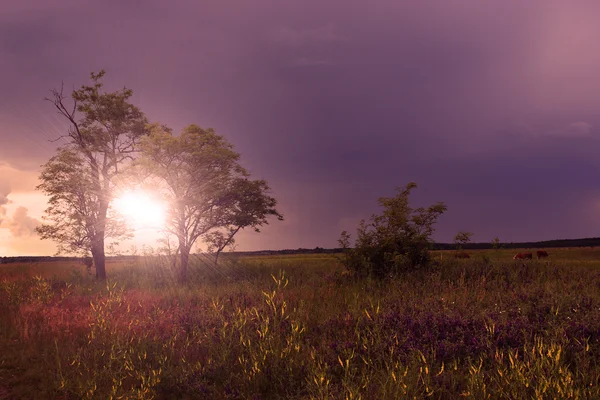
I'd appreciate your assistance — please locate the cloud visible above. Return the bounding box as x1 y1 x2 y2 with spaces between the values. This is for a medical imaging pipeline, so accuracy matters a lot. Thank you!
0 233 56 257
0 193 9 206
4 0 600 252
0 179 10 204
272 23 344 46
0 183 10 227
7 206 40 237
564 121 593 137
502 120 594 140
0 164 40 193
0 166 42 235
541 121 594 138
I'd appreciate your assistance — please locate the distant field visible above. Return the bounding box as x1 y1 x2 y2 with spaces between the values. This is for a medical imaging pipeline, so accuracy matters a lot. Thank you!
1 248 600 398
2 246 599 277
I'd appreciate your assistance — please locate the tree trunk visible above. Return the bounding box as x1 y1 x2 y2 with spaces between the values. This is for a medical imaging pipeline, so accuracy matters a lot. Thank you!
92 200 109 280
179 246 189 283
177 206 189 283
91 238 106 280
214 226 241 265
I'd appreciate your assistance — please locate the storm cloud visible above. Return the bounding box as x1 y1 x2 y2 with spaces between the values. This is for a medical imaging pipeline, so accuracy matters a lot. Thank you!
2 0 600 253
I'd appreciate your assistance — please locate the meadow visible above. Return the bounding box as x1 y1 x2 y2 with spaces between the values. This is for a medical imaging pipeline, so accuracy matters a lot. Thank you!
1 248 600 399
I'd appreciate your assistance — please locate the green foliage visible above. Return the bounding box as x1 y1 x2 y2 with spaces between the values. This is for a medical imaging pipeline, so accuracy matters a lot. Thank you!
339 182 447 278
63 282 166 399
0 279 27 307
491 236 501 250
2 252 600 398
29 276 54 305
138 123 282 279
203 178 283 265
36 149 131 255
454 231 474 251
37 70 148 279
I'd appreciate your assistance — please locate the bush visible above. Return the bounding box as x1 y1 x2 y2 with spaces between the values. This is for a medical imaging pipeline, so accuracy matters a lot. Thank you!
339 182 447 278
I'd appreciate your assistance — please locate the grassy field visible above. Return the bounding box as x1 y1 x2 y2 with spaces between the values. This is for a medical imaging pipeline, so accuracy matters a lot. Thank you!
1 248 600 399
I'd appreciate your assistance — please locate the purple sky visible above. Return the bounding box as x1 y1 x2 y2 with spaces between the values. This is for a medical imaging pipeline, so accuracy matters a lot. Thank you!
2 0 600 255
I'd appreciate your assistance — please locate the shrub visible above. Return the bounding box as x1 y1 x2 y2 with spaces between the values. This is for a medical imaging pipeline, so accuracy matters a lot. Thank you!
339 182 447 278
453 231 473 251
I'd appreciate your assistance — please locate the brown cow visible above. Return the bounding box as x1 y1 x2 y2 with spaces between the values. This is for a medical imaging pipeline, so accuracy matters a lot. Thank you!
513 252 533 260
536 250 549 259
454 251 470 259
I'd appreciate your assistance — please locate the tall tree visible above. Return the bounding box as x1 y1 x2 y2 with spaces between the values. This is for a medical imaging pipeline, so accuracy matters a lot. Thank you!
36 71 148 279
36 149 131 263
138 123 282 281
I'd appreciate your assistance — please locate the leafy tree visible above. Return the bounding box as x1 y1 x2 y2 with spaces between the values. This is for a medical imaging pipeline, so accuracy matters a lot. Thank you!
204 178 282 264
339 183 447 278
138 123 282 281
36 70 148 279
491 236 501 250
36 149 132 265
453 231 474 251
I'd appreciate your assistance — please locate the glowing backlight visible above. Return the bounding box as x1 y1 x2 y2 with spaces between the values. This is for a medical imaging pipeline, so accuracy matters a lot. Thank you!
113 190 166 230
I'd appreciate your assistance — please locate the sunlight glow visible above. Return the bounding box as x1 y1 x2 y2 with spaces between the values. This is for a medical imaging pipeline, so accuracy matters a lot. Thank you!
113 190 166 230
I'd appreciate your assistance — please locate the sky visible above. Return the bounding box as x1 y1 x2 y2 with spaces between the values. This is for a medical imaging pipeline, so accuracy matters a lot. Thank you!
2 0 600 256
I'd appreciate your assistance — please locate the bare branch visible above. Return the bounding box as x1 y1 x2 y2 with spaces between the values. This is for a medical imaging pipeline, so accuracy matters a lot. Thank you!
49 135 70 143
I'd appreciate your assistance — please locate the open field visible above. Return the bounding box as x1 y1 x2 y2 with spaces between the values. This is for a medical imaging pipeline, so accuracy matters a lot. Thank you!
1 249 600 399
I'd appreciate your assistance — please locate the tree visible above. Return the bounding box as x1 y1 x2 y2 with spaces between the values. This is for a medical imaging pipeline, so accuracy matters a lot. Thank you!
36 149 132 267
491 236 501 250
453 231 474 251
36 71 148 279
138 123 282 281
339 183 447 278
204 178 282 264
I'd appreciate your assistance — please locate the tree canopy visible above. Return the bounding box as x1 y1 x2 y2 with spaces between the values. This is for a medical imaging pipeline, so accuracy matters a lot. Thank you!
453 231 474 251
138 123 282 280
37 71 281 281
36 149 131 256
339 182 447 278
37 71 148 279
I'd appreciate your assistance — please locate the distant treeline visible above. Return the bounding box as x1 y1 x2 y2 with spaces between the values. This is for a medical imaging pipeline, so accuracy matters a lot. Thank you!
0 256 77 264
431 237 600 250
2 237 600 263
233 237 600 255
0 255 136 264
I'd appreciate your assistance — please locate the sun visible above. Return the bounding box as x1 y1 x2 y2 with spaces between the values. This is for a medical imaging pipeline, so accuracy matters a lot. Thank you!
113 189 166 230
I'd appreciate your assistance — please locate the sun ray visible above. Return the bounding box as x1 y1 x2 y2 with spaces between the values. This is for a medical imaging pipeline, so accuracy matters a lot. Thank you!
113 189 166 230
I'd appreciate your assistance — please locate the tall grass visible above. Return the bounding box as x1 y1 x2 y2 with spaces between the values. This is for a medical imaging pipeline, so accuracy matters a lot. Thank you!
1 251 600 398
